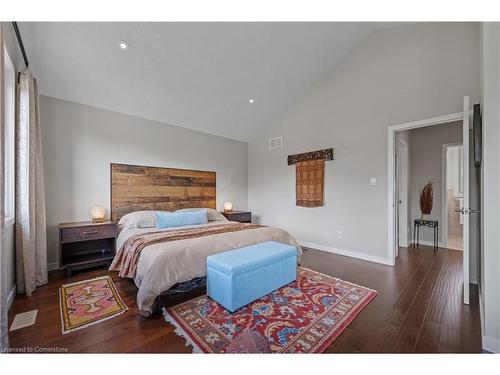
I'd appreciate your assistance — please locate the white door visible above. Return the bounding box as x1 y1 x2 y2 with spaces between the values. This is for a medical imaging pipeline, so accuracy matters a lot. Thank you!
397 140 409 249
462 96 471 305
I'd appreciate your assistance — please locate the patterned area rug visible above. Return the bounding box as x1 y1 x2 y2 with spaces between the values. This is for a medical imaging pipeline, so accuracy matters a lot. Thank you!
59 276 128 334
164 267 376 353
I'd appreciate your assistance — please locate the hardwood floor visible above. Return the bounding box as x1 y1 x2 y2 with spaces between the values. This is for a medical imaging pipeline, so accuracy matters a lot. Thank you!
301 246 482 353
7 245 482 353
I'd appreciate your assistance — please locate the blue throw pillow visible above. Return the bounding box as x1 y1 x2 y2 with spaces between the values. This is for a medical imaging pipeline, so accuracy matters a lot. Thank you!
156 209 208 229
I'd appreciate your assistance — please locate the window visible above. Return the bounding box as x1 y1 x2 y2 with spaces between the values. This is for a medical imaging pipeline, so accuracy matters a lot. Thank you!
3 46 15 226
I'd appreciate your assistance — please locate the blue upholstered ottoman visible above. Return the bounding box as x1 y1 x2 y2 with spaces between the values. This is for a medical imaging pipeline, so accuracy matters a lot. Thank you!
206 241 297 312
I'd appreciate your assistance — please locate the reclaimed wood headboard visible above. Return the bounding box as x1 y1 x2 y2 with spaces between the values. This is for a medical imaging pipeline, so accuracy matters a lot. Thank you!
110 163 216 222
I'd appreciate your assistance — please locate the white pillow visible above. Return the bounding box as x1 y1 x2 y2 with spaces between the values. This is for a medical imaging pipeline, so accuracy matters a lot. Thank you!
118 210 160 228
175 208 228 222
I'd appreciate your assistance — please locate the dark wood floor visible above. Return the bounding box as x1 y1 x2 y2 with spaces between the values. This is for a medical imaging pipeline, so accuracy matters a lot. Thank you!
7 245 482 353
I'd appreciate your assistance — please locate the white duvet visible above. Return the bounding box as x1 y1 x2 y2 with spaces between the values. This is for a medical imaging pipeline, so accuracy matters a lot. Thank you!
115 220 301 315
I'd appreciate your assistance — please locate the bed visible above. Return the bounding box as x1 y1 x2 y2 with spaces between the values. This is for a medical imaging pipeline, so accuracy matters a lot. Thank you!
108 163 301 316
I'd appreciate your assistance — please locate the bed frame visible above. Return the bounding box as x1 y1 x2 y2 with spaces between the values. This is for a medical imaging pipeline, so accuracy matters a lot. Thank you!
110 163 216 314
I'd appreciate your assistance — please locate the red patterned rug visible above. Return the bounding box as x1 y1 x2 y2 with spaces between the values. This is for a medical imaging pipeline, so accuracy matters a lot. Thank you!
164 267 376 353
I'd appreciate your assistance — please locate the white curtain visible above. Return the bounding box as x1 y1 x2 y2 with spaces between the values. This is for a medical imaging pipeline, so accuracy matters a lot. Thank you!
15 72 48 296
0 23 9 350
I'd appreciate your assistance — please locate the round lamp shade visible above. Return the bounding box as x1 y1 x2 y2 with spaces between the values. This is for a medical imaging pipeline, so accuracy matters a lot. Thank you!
90 206 106 223
223 202 233 212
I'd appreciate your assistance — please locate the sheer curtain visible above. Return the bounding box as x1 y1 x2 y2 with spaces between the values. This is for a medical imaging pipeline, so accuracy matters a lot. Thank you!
0 22 9 350
15 72 48 296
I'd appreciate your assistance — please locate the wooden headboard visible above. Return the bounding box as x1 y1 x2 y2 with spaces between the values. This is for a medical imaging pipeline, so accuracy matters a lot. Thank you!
110 163 216 222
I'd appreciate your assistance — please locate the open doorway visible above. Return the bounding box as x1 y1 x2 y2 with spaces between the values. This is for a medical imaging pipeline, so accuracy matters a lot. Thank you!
394 122 462 255
443 143 464 251
389 98 478 306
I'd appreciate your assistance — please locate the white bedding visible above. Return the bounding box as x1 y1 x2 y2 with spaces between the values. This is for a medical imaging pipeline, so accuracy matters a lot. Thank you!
115 220 301 315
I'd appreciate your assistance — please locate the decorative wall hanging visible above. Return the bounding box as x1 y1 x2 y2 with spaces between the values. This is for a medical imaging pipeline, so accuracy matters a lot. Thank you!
287 148 334 166
288 148 334 207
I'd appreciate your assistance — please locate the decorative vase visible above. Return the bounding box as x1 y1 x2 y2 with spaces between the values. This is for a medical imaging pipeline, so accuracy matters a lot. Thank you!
419 182 433 221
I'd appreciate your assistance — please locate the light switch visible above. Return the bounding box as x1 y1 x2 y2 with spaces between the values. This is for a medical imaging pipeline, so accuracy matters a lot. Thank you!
370 177 377 186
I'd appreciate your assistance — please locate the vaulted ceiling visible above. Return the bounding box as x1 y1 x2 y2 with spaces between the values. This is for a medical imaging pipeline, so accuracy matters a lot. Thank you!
19 22 400 141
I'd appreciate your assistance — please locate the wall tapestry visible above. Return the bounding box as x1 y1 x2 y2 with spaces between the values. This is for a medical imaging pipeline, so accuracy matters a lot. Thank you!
288 148 334 208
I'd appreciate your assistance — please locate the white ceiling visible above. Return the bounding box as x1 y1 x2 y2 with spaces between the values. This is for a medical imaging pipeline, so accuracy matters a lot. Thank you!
20 22 393 141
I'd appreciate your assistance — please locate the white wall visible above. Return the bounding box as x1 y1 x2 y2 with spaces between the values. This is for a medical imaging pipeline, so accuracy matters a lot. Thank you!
248 23 480 263
1 23 26 304
409 122 462 244
480 22 500 353
40 96 248 268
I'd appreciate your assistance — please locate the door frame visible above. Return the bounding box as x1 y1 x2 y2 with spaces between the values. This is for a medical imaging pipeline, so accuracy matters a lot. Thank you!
387 112 463 266
396 137 409 249
441 142 464 251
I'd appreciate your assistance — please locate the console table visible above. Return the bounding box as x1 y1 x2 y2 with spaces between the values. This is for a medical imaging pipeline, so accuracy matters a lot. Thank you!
413 219 438 251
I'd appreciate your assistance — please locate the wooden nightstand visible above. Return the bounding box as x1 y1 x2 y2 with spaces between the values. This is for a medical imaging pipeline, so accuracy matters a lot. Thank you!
59 221 117 276
221 211 251 223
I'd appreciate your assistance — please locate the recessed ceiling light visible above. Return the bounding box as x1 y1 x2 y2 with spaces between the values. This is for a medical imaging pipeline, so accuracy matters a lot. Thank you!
249 99 255 103
117 40 129 50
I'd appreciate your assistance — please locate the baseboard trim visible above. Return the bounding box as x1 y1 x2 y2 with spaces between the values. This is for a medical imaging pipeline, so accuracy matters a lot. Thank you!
479 286 500 353
412 240 446 248
479 289 486 351
6 263 61 311
7 285 16 310
298 241 393 266
47 262 60 271
482 335 500 353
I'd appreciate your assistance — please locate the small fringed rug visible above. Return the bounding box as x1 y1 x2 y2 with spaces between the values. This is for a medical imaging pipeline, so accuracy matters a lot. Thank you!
59 276 128 334
164 267 376 353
